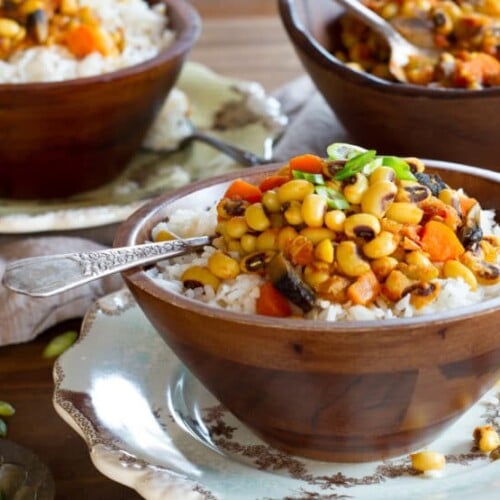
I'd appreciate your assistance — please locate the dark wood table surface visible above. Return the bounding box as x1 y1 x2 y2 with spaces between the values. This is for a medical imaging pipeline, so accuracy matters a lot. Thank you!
0 2 303 498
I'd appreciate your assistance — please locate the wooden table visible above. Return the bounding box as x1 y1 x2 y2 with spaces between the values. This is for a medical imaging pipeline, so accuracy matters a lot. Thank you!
0 3 304 499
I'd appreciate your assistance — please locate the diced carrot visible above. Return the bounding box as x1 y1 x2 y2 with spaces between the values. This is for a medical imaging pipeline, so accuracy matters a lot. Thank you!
65 24 116 58
223 179 262 203
420 220 465 262
458 195 477 216
258 175 289 192
288 154 324 174
256 282 292 317
347 271 381 305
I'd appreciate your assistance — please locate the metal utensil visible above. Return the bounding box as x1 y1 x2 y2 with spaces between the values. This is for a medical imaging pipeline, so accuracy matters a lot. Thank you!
335 0 439 82
3 236 210 298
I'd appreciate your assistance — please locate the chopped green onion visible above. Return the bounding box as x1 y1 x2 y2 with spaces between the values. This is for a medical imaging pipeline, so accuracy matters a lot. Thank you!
42 331 78 359
327 142 367 161
0 402 15 417
291 170 325 185
315 186 350 210
334 150 377 180
361 157 383 176
381 156 416 180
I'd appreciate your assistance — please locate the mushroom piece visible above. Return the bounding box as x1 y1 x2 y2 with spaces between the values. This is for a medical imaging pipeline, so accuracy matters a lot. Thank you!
459 202 483 250
266 252 315 312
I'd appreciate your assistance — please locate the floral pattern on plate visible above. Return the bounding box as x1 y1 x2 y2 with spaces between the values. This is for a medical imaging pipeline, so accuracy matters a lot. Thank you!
53 289 500 499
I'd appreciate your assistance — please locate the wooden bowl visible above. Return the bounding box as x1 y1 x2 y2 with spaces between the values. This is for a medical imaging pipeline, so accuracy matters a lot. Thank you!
115 160 500 463
278 0 500 171
0 0 200 199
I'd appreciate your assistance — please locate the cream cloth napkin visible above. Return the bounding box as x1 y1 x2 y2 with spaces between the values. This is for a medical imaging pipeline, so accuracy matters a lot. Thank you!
0 76 349 347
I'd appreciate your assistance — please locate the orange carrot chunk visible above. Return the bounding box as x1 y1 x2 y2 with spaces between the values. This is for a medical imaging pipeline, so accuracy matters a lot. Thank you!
224 179 262 203
256 282 292 317
347 271 381 305
288 154 324 174
420 220 465 262
258 175 289 192
65 25 103 58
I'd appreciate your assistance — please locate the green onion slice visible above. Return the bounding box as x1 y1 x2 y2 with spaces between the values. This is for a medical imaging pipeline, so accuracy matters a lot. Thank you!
291 170 325 185
315 186 350 210
0 418 7 438
326 142 367 161
42 331 78 359
381 156 416 180
334 150 377 180
0 402 15 417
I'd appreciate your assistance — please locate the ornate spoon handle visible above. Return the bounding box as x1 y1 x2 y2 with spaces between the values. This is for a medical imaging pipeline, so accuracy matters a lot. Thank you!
2 236 211 297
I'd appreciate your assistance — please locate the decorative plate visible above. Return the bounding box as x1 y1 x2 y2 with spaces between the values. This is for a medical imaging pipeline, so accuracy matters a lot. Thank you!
53 289 500 500
0 62 286 240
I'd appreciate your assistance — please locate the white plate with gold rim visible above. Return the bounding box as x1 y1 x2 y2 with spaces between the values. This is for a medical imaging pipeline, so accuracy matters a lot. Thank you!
0 62 286 242
54 289 500 500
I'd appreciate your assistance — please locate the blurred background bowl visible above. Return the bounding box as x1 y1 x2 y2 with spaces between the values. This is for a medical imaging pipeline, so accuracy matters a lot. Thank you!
0 0 200 200
115 160 500 463
278 0 500 170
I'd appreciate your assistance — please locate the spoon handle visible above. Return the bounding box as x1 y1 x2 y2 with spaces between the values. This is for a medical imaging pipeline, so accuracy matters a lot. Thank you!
2 236 211 298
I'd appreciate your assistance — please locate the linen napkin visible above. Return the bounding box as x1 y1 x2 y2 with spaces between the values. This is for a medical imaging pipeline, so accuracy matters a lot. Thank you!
0 75 350 347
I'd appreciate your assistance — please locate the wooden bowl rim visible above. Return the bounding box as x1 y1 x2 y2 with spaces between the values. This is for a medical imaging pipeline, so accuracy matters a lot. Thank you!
278 0 500 99
115 159 500 333
0 0 201 92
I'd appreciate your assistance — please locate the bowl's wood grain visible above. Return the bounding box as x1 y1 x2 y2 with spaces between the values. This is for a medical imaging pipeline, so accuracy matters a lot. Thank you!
115 162 500 462
0 0 200 199
278 0 500 171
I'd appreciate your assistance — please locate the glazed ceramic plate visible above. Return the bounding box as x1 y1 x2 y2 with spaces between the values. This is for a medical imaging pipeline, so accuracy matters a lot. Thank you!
54 289 500 500
0 62 285 239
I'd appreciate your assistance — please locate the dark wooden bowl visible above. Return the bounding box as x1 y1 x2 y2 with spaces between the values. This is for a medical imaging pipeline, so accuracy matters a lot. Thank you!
278 0 500 171
115 160 500 462
0 0 200 199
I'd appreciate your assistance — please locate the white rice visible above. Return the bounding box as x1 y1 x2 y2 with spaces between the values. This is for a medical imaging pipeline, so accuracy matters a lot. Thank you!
0 0 174 83
150 206 500 321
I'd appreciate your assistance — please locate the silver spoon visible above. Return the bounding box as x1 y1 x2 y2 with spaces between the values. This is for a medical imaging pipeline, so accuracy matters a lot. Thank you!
2 236 210 297
335 0 439 82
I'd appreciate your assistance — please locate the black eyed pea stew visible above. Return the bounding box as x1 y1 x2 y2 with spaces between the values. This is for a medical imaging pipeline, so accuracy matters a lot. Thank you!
154 143 500 318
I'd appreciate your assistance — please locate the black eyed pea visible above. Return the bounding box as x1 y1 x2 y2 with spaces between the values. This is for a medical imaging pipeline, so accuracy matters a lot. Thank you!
301 193 327 228
283 200 304 226
385 202 424 225
404 157 426 173
300 227 335 245
438 188 460 209
60 0 80 16
181 265 220 291
226 239 243 255
336 241 371 277
276 226 298 251
314 238 335 263
324 209 346 232
303 264 331 289
410 451 446 472
240 233 257 254
396 181 431 203
344 213 381 240
256 229 280 251
343 173 369 204
277 179 314 203
208 251 240 280
245 203 271 231
0 18 23 38
369 166 395 185
262 190 282 213
269 212 285 229
442 260 478 291
361 180 397 218
225 216 248 239
473 425 500 453
370 256 399 281
409 281 441 309
240 250 276 273
460 251 500 285
362 230 399 259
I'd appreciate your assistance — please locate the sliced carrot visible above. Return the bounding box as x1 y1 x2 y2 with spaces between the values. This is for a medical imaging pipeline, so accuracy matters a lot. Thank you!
256 282 292 317
288 154 324 174
347 271 381 305
223 179 262 203
258 175 289 192
420 220 465 262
